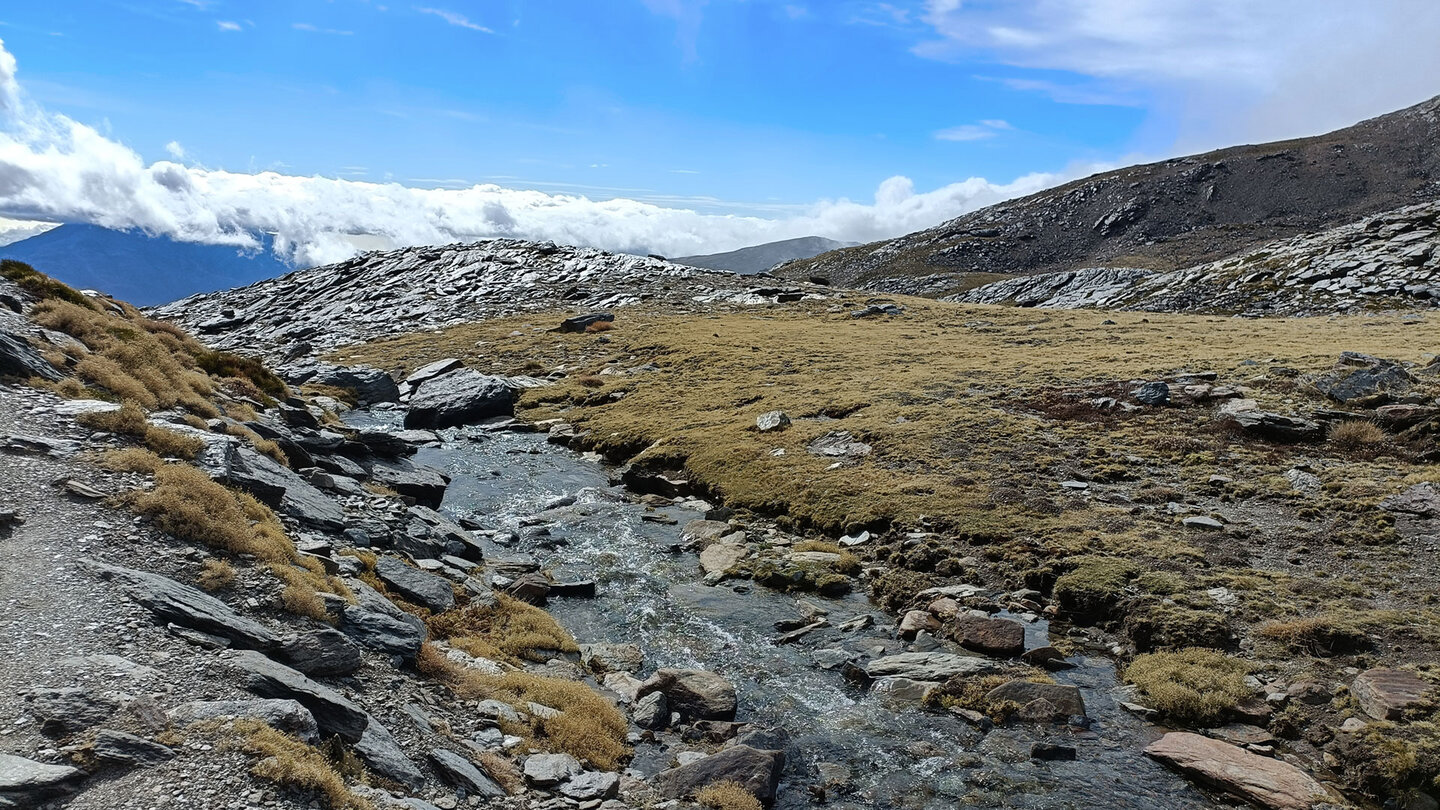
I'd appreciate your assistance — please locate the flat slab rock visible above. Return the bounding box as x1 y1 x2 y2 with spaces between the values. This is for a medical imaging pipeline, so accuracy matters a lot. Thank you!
1145 731 1330 810
231 650 369 743
652 745 785 806
865 652 997 681
89 560 279 650
1352 668 1432 720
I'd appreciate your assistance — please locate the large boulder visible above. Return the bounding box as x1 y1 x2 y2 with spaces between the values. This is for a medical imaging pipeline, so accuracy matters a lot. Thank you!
404 369 516 429
1145 732 1330 810
1230 410 1323 443
365 457 451 509
637 669 738 721
337 580 427 658
198 441 346 530
279 629 363 677
984 680 1086 718
89 561 279 650
652 745 785 806
231 651 369 743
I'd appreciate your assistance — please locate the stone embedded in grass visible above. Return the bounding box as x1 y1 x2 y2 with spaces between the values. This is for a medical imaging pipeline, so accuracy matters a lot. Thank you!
805 430 871 458
523 752 582 787
1350 668 1432 720
1132 381 1170 406
653 745 785 806
755 411 790 432
1380 482 1440 517
554 312 615 333
1182 515 1225 530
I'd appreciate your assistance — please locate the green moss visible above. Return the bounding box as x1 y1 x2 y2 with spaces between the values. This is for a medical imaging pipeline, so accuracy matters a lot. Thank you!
1124 601 1233 652
1053 556 1138 623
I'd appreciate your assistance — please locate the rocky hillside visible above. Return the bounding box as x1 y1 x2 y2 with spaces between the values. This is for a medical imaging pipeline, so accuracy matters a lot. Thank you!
950 198 1440 314
674 236 854 275
155 239 831 362
780 94 1440 295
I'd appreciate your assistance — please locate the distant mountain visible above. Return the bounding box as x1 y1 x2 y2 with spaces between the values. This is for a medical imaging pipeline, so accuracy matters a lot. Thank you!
0 224 292 306
675 236 857 275
782 94 1440 295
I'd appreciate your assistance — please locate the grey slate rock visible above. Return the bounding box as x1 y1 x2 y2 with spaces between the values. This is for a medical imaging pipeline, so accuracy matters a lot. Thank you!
353 720 425 790
338 581 428 658
1132 381 1170 406
0 331 61 381
405 368 516 430
429 749 507 797
89 560 280 650
305 363 400 405
632 691 668 730
985 680 1087 718
231 650 369 743
28 687 118 737
652 745 785 806
198 442 347 530
91 729 175 766
366 457 451 509
523 752 582 787
375 555 456 613
0 753 82 805
561 771 620 800
167 698 319 743
279 628 364 677
555 313 614 333
1230 410 1323 442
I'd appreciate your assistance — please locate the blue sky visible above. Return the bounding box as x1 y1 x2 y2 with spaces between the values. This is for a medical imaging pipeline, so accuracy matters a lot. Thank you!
0 1 1438 262
0 1 1145 211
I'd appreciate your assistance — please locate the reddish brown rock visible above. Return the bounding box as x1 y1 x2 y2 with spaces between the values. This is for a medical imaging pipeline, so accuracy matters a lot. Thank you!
899 610 940 639
1351 668 1431 720
1145 732 1329 810
953 615 1025 657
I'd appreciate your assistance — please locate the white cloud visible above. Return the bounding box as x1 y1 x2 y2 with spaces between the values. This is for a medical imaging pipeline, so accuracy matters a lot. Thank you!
217 20 243 32
935 119 1011 141
293 22 354 36
916 0 1440 147
164 140 185 159
0 38 1074 267
415 7 494 33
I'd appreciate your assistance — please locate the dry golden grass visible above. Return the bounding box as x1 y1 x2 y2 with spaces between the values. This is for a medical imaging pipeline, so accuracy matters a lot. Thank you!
475 750 522 794
143 425 207 459
426 595 579 664
197 558 236 591
793 540 841 553
416 644 628 769
1329 420 1388 450
98 447 164 473
75 401 148 435
227 719 373 810
584 320 614 333
696 781 764 810
122 461 346 618
337 300 1440 538
1124 648 1252 724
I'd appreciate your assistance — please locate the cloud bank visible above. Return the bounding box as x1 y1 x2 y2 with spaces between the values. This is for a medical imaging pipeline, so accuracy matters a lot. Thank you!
917 0 1440 149
0 39 1066 267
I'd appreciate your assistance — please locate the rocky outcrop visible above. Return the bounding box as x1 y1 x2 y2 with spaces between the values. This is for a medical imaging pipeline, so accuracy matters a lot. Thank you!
1145 732 1331 810
1351 668 1431 720
947 200 1440 315
0 753 82 806
231 650 370 743
0 331 61 381
153 240 832 361
781 93 1440 296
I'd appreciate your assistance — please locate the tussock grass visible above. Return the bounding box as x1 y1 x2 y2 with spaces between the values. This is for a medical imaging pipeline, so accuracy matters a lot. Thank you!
227 719 373 810
1329 420 1388 450
426 595 579 664
696 781 764 810
1 259 93 308
416 644 628 769
122 460 347 619
794 540 841 553
197 558 236 591
1124 648 1252 725
1255 614 1372 656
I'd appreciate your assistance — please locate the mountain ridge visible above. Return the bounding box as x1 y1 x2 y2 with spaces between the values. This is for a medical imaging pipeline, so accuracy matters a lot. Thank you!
779 93 1440 295
674 236 857 275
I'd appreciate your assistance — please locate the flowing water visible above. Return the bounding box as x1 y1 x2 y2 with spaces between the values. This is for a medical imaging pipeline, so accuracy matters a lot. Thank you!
358 413 1214 808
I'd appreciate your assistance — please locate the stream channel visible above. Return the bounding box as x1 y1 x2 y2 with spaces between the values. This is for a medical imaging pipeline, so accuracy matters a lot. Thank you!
354 411 1215 809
